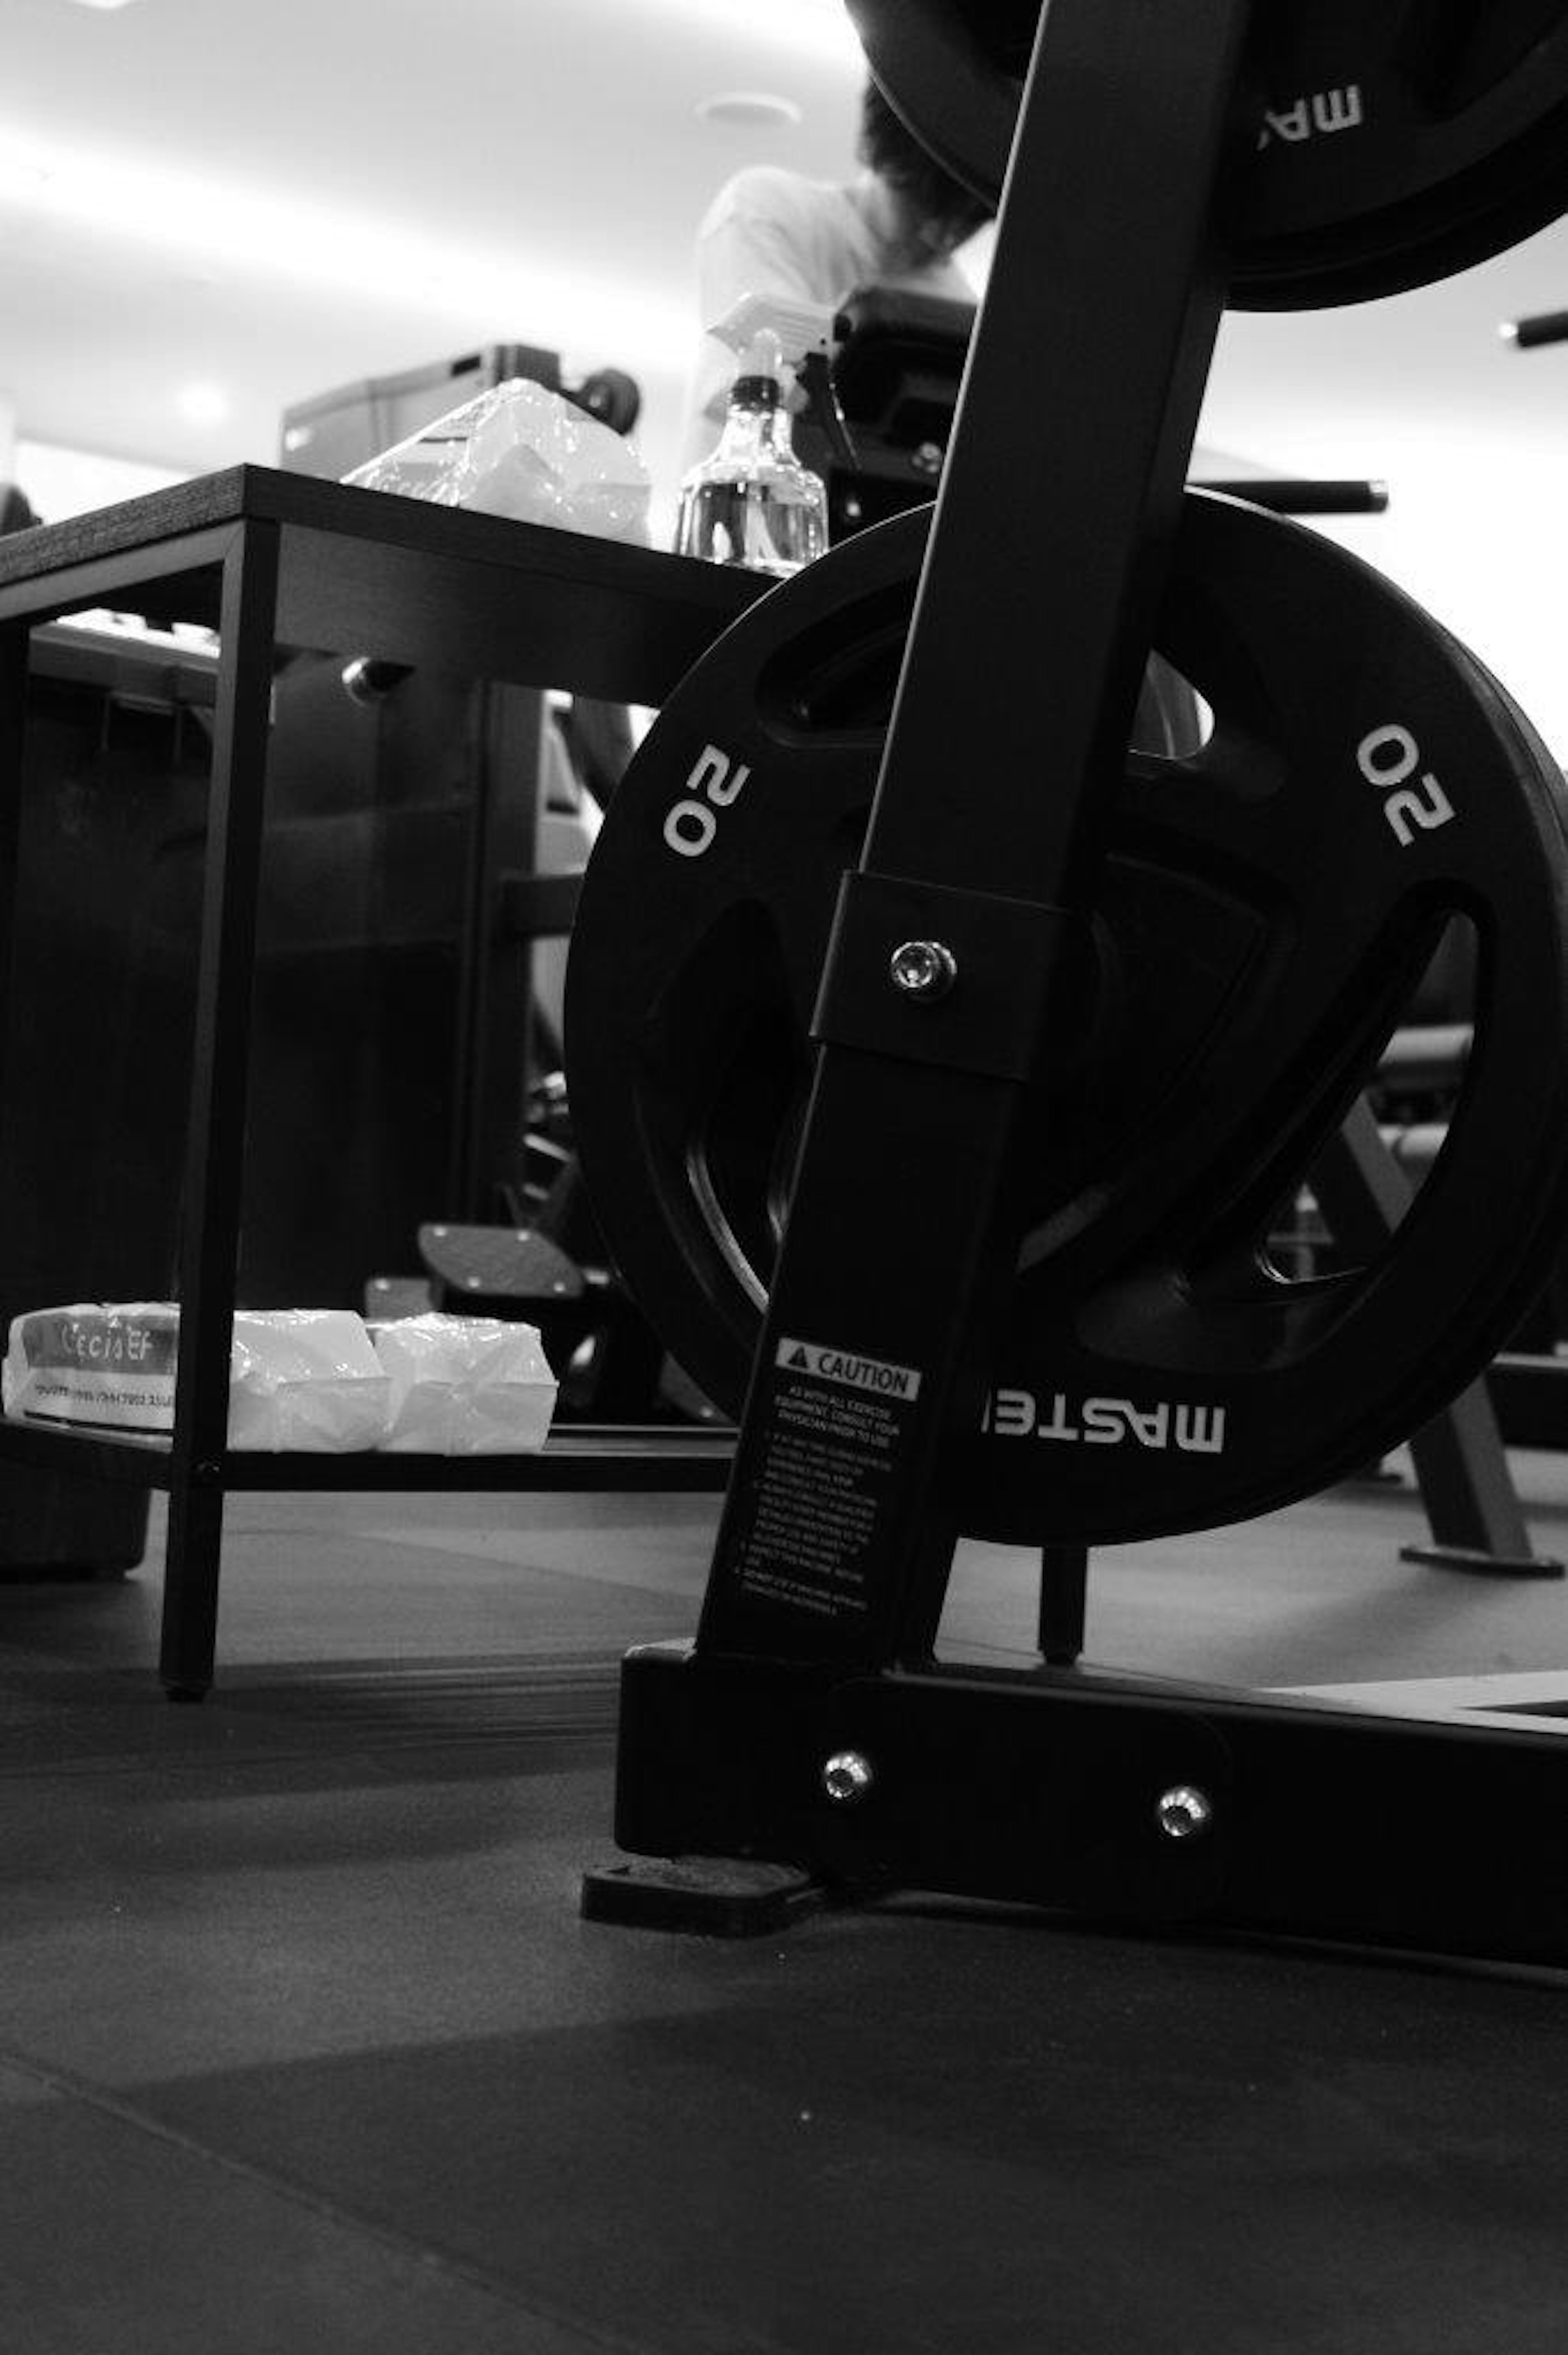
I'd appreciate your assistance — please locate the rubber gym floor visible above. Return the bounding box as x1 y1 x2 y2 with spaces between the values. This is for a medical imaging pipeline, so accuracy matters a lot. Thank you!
6 1456 1568 2355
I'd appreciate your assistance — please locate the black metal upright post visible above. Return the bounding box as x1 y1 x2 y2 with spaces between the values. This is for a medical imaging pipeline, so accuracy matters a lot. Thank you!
160 521 281 1698
688 0 1255 1678
0 623 27 1120
1037 1543 1089 1666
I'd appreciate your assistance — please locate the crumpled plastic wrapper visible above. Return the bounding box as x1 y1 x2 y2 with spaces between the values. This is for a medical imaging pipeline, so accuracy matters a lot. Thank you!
227 1309 390 1452
370 1314 558 1454
2 1303 390 1452
343 377 651 545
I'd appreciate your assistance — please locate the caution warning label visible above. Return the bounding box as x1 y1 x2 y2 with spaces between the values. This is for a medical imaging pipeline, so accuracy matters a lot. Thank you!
710 1336 928 1629
774 1337 922 1402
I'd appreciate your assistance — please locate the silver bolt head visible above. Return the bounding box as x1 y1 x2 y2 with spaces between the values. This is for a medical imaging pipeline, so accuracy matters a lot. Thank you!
822 1749 874 1804
889 938 958 1001
1156 1783 1214 1842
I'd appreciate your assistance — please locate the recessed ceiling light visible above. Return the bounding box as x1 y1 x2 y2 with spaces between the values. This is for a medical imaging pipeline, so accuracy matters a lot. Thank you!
176 381 229 426
696 90 804 129
63 0 143 12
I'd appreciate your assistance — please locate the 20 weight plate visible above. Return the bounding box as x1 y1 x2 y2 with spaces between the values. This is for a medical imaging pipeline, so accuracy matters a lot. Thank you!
565 496 1568 1546
847 0 1568 310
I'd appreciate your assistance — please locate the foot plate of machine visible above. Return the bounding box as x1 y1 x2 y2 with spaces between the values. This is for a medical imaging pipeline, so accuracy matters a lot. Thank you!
579 1855 830 1937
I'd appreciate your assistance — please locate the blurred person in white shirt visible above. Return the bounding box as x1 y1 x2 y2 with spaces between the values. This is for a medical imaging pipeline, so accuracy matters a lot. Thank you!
682 80 993 471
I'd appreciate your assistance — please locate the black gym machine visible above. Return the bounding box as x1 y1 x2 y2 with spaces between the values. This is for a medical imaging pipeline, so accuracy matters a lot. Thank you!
569 0 1568 1967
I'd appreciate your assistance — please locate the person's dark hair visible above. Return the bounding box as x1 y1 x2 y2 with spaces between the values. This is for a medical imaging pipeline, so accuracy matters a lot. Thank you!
0 482 40 535
857 80 994 247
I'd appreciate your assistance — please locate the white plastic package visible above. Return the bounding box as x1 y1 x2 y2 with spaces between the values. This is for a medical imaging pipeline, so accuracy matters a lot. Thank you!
370 1314 558 1454
226 1310 390 1453
1 1303 390 1452
343 377 652 545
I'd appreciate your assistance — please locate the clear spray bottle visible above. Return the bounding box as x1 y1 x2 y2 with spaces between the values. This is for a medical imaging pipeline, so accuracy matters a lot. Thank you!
674 295 837 577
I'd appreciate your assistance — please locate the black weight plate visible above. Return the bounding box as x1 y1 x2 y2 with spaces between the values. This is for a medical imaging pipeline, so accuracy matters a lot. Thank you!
847 0 1568 310
565 498 1568 1546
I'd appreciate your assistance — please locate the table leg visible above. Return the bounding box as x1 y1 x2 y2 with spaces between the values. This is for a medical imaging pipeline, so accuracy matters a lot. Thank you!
160 520 281 1699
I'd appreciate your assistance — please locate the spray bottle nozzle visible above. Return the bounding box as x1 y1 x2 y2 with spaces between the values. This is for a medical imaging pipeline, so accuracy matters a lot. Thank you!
708 294 833 380
732 326 786 396
706 293 858 470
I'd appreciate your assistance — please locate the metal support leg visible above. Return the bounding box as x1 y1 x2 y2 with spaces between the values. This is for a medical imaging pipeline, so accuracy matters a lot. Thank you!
159 520 282 1698
1403 1392 1564 1578
690 0 1246 1677
1311 1099 1560 1575
0 622 26 1023
161 1480 227 1701
1037 1543 1088 1665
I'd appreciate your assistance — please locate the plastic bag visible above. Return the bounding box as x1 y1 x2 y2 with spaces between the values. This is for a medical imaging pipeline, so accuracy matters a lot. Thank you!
370 1314 558 1454
227 1310 390 1452
2 1304 391 1452
2 1302 178 1438
343 377 651 545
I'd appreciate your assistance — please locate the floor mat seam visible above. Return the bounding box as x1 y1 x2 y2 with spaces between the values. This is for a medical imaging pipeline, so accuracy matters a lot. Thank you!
0 2040 642 2352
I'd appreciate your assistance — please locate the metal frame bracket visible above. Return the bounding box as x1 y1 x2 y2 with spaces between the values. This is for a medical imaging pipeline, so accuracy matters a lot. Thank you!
809 867 1082 1082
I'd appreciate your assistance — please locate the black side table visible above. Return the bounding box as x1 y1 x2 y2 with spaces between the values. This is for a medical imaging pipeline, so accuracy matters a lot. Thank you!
0 466 764 1697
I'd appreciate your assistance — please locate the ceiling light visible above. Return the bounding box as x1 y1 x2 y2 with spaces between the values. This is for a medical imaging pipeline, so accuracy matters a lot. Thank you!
176 381 230 426
696 91 804 129
62 0 143 11
0 127 693 375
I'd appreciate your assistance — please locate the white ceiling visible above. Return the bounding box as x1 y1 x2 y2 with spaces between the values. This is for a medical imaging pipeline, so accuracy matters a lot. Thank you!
5 0 1568 514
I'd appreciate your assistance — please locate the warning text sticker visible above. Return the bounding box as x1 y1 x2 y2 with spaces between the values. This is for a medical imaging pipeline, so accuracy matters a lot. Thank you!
774 1336 922 1402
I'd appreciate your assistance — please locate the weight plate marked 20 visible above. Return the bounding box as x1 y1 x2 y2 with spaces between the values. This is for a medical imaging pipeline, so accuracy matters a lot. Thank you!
565 496 1568 1546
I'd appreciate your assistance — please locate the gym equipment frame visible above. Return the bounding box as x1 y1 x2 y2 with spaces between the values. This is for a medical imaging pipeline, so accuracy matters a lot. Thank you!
576 0 1568 1969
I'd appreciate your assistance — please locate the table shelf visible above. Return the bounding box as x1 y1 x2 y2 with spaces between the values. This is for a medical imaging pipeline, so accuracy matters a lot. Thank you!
0 1414 735 1492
